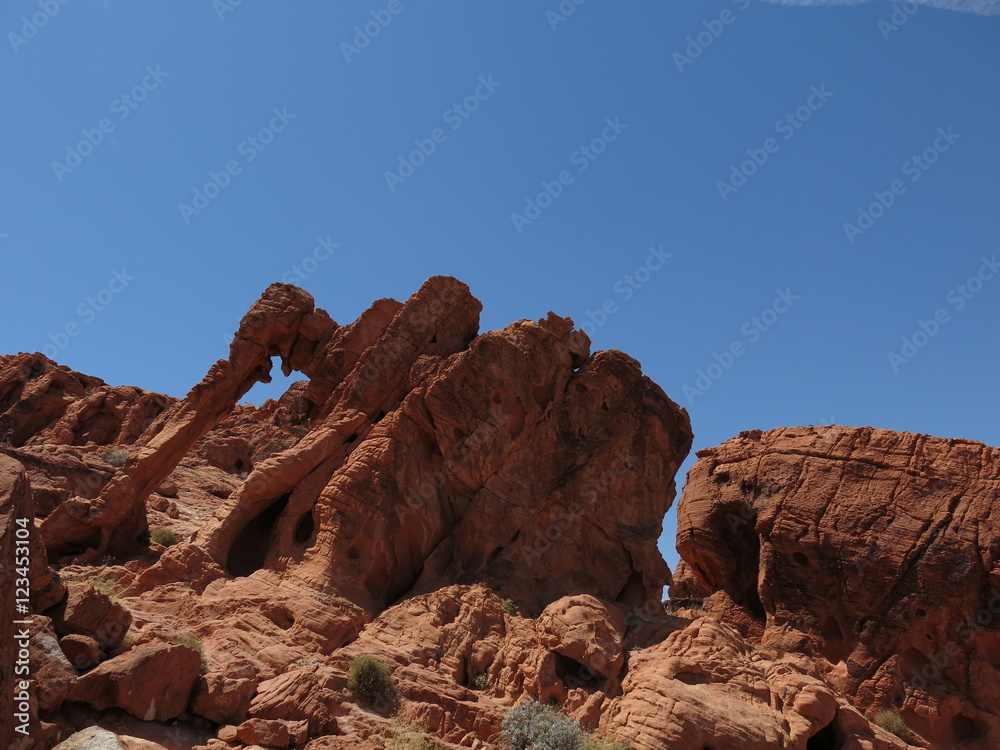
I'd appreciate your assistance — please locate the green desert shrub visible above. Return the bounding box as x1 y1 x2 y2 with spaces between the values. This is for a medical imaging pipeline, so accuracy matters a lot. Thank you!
100 450 129 467
347 655 394 705
474 673 490 691
386 722 445 750
503 598 517 616
89 572 126 599
581 738 632 750
873 710 910 742
501 700 582 750
150 527 179 547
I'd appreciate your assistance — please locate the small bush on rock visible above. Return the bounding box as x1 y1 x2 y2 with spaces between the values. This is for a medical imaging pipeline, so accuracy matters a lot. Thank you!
873 710 910 742
501 699 582 750
387 722 445 750
150 527 179 547
582 737 633 750
100 450 129 467
348 655 394 705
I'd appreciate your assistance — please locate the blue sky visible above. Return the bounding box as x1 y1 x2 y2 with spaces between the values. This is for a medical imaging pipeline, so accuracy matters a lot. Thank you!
2 1 998 571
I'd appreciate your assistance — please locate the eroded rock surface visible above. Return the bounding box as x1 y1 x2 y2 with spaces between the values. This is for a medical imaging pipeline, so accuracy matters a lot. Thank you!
677 425 1000 750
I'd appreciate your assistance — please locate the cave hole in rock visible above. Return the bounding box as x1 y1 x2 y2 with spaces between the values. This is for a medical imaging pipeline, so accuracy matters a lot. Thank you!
673 671 711 685
952 714 984 742
806 722 840 750
820 616 851 663
226 494 290 577
793 552 810 567
614 571 647 612
73 412 123 446
553 652 603 691
264 605 296 631
712 502 765 619
294 509 316 545
48 527 102 562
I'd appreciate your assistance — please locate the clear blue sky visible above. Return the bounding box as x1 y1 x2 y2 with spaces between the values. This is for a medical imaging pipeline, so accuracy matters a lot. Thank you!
2 1 998 571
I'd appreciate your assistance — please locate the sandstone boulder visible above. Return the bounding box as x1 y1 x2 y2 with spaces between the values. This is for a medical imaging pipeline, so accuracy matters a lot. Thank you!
235 718 308 749
54 580 131 651
249 665 344 736
70 643 202 721
192 668 259 725
59 633 102 670
537 595 627 682
29 616 77 711
52 727 128 750
130 542 226 594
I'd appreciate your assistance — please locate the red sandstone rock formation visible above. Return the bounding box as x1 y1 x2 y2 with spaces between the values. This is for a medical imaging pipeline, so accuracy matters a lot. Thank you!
7 280 997 750
40 284 337 559
2 454 36 750
677 425 1000 750
0 354 173 450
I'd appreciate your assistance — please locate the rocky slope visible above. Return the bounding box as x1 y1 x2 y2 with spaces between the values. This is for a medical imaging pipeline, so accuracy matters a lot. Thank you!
1 278 996 750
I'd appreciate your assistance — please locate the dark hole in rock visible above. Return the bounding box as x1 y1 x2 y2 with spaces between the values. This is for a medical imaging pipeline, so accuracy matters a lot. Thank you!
673 671 711 685
553 652 603 691
713 471 730 484
952 714 983 742
614 570 647 612
294 510 315 545
265 606 295 630
710 502 765 620
793 552 810 566
226 494 290 577
48 527 102 563
806 722 840 750
821 616 850 663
